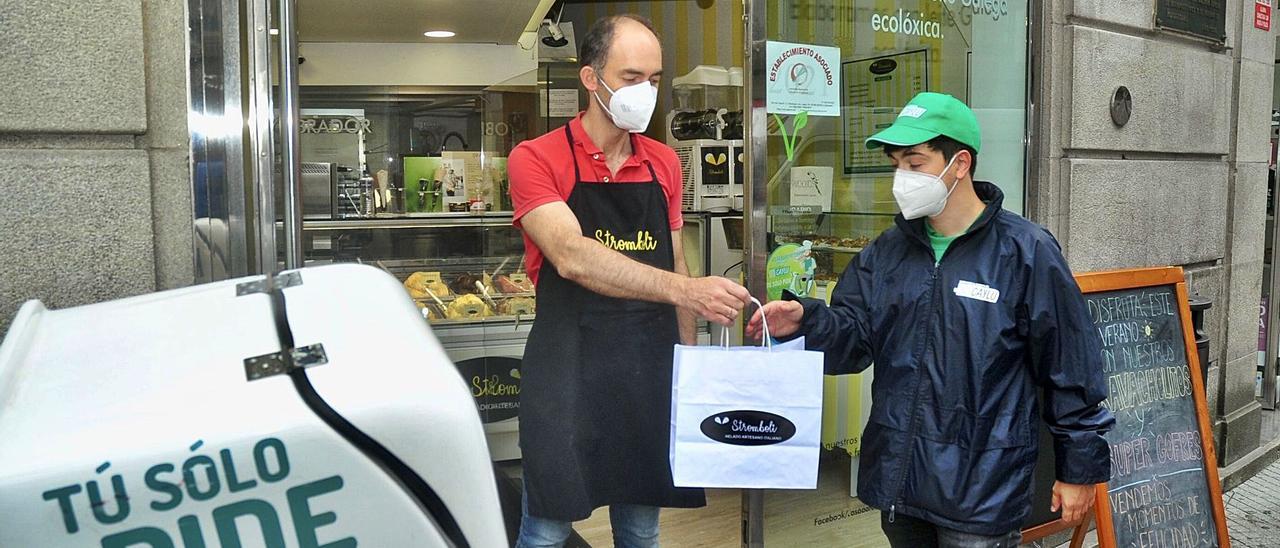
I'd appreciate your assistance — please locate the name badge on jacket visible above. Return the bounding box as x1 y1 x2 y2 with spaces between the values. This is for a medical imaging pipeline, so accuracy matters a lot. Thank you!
954 280 1000 304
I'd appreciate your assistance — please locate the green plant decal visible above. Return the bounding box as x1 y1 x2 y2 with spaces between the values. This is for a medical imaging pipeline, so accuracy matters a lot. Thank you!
773 111 809 162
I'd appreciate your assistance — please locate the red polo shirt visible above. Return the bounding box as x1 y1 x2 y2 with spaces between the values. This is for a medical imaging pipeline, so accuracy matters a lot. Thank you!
508 113 684 284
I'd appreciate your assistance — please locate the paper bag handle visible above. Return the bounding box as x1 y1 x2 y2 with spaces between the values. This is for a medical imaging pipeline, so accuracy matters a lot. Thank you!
720 297 771 350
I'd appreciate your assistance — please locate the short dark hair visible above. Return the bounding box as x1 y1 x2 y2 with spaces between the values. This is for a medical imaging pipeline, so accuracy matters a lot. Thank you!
883 136 978 176
579 14 658 71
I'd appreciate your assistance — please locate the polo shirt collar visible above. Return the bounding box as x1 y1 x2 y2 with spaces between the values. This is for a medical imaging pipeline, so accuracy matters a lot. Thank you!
569 113 648 168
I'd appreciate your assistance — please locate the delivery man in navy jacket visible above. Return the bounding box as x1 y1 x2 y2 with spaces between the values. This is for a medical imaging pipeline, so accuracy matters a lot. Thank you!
749 92 1115 548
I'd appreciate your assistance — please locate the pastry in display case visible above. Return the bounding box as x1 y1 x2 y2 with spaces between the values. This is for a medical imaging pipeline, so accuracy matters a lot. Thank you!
296 214 536 327
494 273 534 293
404 272 449 319
447 294 492 319
386 256 536 325
498 296 536 316
774 234 873 252
771 211 895 284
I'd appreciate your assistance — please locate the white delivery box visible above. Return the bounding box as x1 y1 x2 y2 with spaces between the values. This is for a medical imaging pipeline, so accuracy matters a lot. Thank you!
0 264 507 548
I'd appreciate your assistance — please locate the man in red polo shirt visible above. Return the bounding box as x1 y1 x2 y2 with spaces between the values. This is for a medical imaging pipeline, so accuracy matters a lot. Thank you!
507 13 750 548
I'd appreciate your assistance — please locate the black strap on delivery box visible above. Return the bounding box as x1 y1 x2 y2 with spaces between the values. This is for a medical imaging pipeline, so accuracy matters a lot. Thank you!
241 272 471 548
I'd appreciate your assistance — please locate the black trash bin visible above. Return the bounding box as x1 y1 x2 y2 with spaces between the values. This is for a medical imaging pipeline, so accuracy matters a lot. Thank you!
1188 295 1212 391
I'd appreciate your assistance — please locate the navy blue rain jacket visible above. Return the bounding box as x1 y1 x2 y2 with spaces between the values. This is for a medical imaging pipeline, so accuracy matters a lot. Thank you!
785 181 1114 535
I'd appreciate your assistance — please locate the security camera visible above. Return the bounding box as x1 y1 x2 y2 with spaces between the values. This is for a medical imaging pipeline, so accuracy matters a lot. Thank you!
541 18 568 47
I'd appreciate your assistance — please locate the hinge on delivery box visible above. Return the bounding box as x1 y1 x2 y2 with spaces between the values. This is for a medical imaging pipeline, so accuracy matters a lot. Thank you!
243 344 329 381
235 271 303 296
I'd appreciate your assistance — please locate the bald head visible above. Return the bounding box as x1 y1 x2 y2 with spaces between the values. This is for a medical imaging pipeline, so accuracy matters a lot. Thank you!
579 14 663 101
580 14 662 73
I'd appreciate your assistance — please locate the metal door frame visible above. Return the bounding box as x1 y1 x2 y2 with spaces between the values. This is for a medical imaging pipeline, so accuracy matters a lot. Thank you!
188 0 304 279
187 0 250 281
1265 126 1279 410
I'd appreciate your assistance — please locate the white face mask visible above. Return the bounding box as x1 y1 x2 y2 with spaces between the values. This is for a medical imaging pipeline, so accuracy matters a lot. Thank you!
892 155 959 220
594 77 658 133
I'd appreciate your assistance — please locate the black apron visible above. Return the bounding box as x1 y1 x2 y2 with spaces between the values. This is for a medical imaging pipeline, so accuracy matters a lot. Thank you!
519 126 706 521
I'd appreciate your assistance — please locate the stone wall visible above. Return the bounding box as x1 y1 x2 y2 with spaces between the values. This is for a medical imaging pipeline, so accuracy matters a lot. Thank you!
0 0 193 333
1033 1 1276 465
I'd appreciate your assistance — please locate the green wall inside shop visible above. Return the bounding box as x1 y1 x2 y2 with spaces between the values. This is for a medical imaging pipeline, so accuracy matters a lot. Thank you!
403 156 444 213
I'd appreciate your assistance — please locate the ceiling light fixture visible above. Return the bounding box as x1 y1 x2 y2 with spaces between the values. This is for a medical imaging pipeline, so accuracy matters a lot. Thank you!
423 30 456 38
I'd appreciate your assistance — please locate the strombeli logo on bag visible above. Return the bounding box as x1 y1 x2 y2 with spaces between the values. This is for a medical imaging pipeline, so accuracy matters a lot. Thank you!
700 410 797 446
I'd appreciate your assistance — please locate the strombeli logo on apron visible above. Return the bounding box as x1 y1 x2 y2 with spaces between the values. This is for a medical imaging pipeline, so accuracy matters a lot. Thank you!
522 124 695 518
595 229 659 252
700 410 797 446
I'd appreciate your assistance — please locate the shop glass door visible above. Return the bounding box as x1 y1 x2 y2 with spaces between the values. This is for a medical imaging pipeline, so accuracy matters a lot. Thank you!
1261 51 1280 411
256 1 552 545
747 0 1031 544
251 0 749 545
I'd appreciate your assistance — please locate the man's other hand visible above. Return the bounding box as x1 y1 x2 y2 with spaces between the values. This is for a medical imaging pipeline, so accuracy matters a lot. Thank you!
746 300 804 341
1051 481 1096 524
680 276 751 326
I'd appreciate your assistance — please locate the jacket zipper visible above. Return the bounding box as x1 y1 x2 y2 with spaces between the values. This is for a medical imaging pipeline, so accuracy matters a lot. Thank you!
889 260 943 522
887 214 989 522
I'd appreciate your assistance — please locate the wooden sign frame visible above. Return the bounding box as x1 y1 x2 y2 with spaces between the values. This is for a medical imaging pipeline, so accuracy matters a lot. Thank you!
1078 267 1230 548
1021 512 1092 548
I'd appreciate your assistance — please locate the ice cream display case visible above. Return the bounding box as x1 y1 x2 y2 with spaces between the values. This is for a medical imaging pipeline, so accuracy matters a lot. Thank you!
294 213 533 324
292 213 533 461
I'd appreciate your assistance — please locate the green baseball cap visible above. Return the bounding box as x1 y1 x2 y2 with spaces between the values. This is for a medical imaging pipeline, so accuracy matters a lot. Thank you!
865 92 982 153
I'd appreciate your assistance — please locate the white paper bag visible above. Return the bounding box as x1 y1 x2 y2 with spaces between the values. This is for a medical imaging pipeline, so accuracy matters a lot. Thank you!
669 307 824 489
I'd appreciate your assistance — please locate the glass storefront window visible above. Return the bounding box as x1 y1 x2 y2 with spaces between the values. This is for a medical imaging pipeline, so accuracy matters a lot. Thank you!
758 0 1030 545
290 86 532 219
283 24 551 546
276 2 743 546
235 0 1033 543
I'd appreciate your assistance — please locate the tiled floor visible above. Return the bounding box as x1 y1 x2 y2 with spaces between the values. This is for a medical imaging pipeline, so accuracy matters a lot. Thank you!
504 410 1280 547
1225 452 1280 548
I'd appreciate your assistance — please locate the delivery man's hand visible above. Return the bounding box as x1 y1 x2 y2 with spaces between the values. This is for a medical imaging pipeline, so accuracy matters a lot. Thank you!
1051 481 1095 524
680 276 751 326
746 300 804 341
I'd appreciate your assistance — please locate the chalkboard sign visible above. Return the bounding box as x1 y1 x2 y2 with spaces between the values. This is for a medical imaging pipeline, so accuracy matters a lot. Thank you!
1021 267 1230 548
1156 0 1227 43
1080 268 1230 548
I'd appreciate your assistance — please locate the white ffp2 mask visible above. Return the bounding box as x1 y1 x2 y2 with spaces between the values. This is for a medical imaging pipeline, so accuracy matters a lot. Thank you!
892 155 959 220
594 78 658 133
